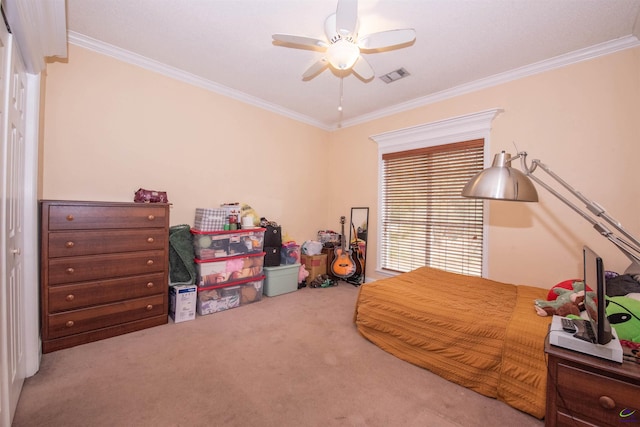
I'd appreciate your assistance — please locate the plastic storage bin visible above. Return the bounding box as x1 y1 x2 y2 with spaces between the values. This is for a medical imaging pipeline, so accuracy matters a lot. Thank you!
263 264 300 297
197 276 265 316
195 252 265 287
192 228 265 259
281 243 301 265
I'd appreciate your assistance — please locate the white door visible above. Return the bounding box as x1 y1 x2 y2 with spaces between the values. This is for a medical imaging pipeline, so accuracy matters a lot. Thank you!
0 22 27 427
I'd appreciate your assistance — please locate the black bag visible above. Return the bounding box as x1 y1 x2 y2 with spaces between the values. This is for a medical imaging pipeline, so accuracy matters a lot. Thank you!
264 225 282 247
264 246 281 267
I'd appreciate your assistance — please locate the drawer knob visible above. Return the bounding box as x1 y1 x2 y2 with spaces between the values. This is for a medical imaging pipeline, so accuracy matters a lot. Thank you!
146 260 154 266
65 241 75 248
146 305 153 311
65 320 74 328
66 214 74 221
65 294 75 302
66 267 75 274
146 282 154 289
147 215 155 221
147 237 154 243
599 396 615 409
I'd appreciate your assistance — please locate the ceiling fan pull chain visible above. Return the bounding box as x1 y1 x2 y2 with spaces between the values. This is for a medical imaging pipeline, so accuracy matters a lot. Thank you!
338 76 344 112
337 76 344 128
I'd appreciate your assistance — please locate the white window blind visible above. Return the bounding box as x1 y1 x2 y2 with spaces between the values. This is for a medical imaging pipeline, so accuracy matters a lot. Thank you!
381 139 485 276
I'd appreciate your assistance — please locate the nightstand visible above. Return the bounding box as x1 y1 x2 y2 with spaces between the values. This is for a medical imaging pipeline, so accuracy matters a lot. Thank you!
545 337 640 426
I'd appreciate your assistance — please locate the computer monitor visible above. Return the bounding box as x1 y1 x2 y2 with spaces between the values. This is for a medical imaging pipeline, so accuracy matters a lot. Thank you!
582 246 612 345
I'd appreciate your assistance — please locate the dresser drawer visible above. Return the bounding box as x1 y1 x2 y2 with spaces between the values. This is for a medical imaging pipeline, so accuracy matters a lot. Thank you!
48 229 168 257
48 250 167 285
48 273 165 312
46 294 165 339
556 361 640 425
47 204 167 230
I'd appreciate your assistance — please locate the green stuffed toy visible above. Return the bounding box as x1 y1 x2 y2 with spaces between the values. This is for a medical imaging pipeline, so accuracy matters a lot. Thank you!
606 295 640 342
534 280 592 318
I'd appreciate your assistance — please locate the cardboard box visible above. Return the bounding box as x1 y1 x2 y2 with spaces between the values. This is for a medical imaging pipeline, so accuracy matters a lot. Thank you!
263 263 300 297
169 285 197 323
301 253 327 280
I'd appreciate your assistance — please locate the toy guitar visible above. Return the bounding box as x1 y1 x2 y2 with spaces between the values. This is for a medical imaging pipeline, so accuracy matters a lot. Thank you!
330 216 356 279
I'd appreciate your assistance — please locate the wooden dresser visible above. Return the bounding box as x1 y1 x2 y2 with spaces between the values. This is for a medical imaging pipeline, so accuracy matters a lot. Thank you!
545 338 640 426
40 200 170 353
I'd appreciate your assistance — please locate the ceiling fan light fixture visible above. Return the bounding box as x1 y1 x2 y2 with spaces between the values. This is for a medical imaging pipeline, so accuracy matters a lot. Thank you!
326 39 360 70
272 0 416 80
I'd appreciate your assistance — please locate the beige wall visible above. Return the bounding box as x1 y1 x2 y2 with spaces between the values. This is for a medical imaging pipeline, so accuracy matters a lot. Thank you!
41 44 640 289
42 45 330 243
329 47 640 288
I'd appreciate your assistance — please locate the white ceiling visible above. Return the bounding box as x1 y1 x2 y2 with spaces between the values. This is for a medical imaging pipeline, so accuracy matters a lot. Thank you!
65 0 640 130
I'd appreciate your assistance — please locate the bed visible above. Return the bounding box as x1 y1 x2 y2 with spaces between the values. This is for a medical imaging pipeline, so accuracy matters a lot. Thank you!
353 266 552 419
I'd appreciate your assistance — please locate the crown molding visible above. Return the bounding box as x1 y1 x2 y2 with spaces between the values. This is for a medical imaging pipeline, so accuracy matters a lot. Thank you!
341 35 640 129
68 31 638 132
5 0 67 74
67 31 332 131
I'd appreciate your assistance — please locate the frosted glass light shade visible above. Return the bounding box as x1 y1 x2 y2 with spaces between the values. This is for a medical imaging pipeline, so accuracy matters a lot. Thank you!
327 39 360 70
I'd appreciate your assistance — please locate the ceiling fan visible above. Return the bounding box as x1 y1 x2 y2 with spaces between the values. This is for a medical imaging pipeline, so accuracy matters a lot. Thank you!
272 0 416 81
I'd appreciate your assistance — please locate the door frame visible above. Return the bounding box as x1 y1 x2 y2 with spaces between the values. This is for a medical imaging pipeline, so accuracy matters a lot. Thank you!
0 30 41 427
23 72 41 377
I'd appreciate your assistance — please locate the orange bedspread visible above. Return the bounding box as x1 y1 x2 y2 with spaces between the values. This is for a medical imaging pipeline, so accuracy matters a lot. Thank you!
353 266 551 419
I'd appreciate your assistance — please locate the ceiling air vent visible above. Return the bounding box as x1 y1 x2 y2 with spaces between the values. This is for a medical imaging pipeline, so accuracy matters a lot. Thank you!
380 68 410 84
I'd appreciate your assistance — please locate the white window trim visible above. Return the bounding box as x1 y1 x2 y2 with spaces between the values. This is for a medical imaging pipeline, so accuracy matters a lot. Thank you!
370 108 503 278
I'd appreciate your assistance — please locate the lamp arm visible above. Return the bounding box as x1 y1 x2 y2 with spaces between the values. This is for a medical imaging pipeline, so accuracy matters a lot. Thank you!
519 153 640 269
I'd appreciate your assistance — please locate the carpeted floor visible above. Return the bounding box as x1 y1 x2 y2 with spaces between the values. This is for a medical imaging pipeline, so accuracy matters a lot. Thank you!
13 282 544 427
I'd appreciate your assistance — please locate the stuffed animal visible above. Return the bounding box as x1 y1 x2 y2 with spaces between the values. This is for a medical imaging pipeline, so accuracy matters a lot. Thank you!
606 295 640 342
534 280 592 317
544 279 581 301
240 203 259 226
298 264 309 284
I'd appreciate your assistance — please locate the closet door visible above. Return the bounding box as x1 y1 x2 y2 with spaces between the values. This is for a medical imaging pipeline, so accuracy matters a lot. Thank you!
0 21 26 427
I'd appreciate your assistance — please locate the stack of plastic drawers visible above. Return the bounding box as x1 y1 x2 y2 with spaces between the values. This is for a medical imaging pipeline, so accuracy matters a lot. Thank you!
191 228 266 315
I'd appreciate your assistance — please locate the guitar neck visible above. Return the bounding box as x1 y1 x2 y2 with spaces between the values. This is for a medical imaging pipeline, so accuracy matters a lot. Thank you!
340 216 347 250
351 223 358 246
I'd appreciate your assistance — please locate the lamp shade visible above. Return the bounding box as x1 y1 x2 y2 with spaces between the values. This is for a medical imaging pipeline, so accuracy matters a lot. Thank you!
461 151 539 202
327 39 360 70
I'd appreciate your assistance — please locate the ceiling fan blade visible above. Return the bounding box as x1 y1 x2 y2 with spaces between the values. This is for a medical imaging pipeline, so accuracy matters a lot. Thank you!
302 57 329 80
272 34 328 50
358 29 416 51
335 0 358 36
351 55 374 81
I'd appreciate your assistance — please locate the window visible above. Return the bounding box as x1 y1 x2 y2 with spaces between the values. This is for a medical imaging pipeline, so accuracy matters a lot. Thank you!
380 140 484 276
371 108 502 277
